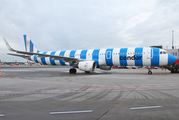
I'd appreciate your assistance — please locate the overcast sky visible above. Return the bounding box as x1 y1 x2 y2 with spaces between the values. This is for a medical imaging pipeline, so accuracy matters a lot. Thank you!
0 0 179 62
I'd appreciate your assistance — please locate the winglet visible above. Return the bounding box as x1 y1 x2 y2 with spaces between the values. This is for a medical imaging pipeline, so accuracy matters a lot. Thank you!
3 37 16 52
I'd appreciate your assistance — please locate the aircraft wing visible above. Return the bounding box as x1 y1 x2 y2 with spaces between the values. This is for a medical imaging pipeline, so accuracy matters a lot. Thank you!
7 53 30 58
3 38 83 63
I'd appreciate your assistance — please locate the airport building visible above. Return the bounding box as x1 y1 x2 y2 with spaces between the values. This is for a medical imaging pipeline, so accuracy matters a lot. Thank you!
150 45 179 59
165 49 179 59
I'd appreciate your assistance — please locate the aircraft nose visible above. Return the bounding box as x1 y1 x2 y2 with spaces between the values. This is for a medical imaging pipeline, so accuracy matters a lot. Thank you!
168 54 177 65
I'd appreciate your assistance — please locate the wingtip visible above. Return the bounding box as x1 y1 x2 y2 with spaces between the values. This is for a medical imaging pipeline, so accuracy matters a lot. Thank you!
3 37 15 52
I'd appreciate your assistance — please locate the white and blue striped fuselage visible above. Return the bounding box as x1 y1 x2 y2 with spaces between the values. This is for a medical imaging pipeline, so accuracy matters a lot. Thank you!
4 34 177 74
28 47 175 67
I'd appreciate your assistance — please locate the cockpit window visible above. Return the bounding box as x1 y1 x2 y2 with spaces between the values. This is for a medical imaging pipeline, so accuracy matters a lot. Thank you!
163 51 166 54
160 51 167 54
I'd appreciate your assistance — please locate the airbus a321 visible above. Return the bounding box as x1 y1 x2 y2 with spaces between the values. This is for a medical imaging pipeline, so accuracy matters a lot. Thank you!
3 35 177 75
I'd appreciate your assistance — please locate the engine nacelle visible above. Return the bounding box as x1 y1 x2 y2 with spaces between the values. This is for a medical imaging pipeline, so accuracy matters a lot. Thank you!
78 61 96 72
99 66 111 70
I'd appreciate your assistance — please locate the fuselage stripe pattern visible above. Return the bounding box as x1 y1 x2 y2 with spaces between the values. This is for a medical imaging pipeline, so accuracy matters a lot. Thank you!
50 51 56 65
41 52 47 65
119 48 128 66
151 48 159 66
105 48 113 66
26 47 176 67
59 51 66 65
92 49 100 66
134 47 143 66
80 50 88 59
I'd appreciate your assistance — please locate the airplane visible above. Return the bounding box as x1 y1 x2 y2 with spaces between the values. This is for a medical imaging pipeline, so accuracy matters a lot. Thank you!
3 35 177 75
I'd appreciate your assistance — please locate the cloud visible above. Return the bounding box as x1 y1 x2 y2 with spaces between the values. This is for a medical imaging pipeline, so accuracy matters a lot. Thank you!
0 0 179 62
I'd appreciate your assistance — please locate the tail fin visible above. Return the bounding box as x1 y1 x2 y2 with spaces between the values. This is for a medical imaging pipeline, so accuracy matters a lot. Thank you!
23 35 40 53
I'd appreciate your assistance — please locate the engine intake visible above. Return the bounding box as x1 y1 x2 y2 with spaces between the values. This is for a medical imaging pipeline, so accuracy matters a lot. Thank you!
78 61 96 72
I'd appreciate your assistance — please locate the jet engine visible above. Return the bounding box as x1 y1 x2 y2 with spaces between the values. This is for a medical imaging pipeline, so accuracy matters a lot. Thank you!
78 61 96 72
99 66 111 70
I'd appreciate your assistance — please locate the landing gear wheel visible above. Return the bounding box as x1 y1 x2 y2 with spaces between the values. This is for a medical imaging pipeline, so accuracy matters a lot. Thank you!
148 71 152 75
147 66 152 75
69 68 76 74
85 71 90 73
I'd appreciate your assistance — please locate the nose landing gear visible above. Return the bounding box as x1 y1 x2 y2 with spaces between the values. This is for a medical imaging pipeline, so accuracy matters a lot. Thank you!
148 67 152 75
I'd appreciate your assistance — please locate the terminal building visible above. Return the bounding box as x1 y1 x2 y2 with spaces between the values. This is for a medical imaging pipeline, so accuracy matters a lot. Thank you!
150 45 179 59
165 49 179 59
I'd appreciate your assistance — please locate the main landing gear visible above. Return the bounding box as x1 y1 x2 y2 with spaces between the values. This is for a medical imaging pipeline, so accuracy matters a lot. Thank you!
69 68 76 74
148 67 152 75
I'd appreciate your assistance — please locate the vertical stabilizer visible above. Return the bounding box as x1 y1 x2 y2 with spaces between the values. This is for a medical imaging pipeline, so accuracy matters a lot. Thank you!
23 35 39 53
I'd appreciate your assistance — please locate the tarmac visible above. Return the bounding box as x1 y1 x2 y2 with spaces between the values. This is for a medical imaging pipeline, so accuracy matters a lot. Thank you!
0 66 179 120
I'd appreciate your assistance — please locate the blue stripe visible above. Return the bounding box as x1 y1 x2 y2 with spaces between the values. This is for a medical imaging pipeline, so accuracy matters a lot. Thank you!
70 50 76 58
119 48 128 66
30 40 33 52
134 48 143 66
23 35 27 51
80 50 88 59
92 49 100 66
69 50 76 66
50 51 56 65
59 51 66 65
151 48 159 66
34 55 39 63
41 52 47 65
105 48 113 66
